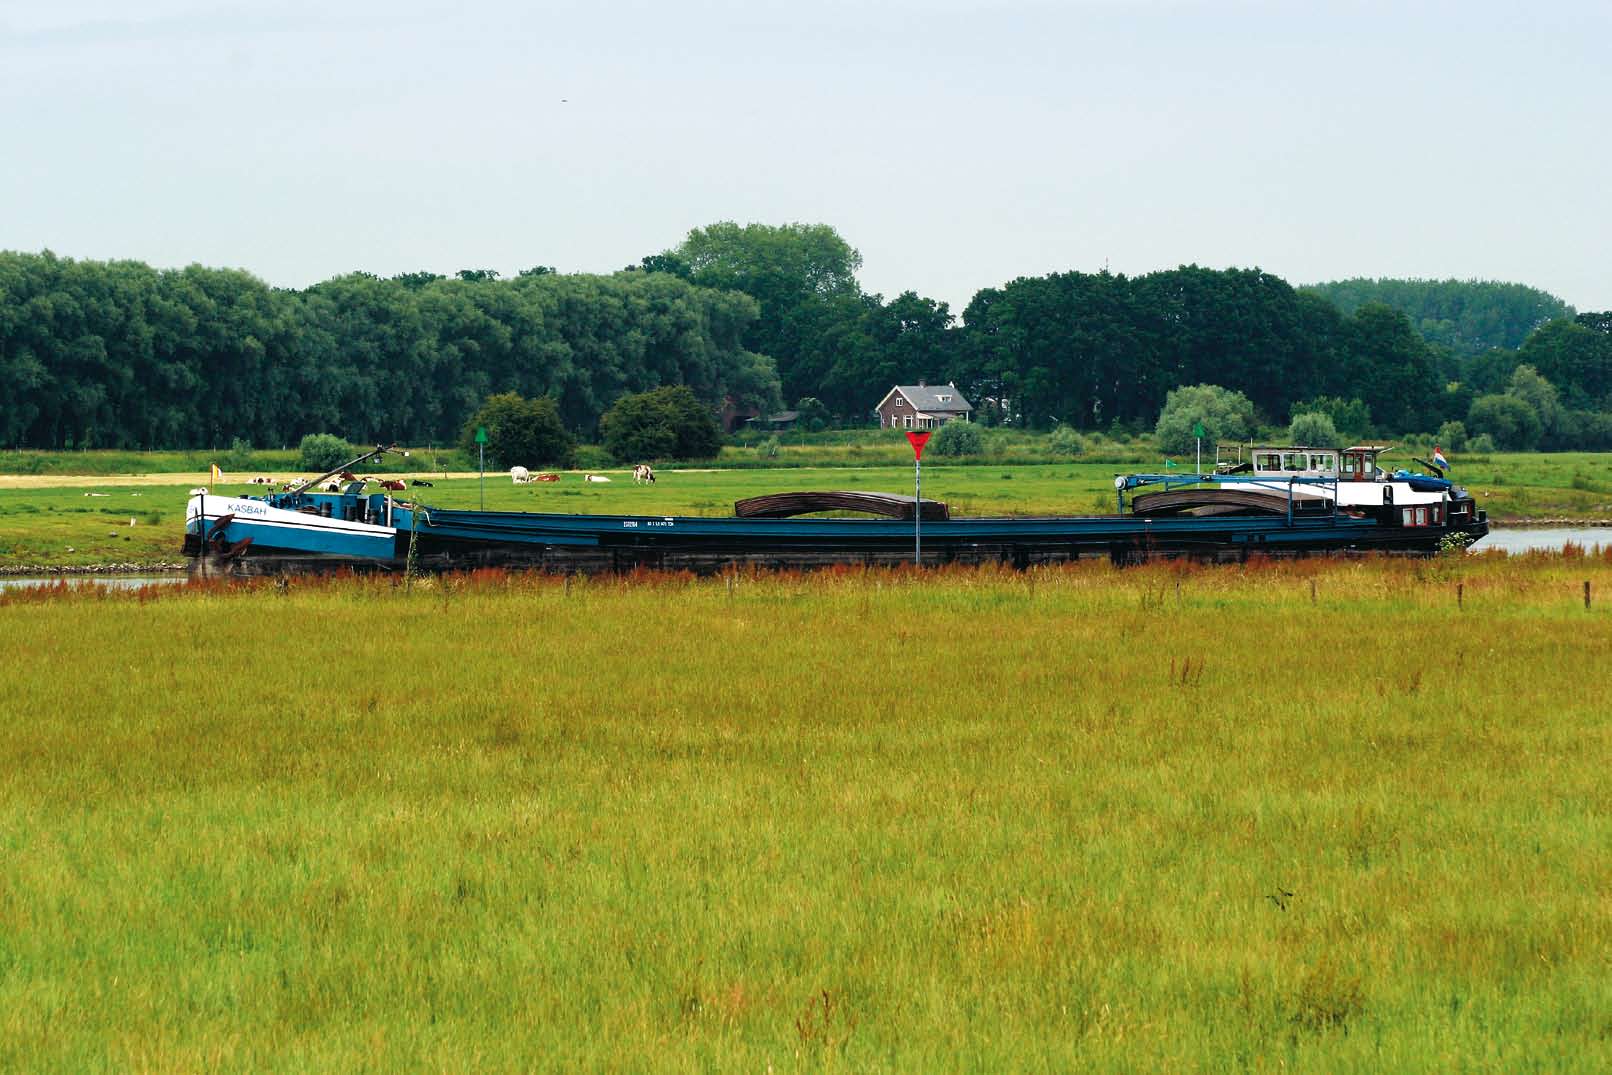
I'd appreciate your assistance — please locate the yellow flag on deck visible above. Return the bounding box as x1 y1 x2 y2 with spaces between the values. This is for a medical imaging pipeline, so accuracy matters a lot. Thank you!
210 464 223 485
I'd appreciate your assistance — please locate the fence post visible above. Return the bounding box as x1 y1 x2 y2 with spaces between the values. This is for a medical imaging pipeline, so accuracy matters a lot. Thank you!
1457 582 1463 610
1585 580 1592 610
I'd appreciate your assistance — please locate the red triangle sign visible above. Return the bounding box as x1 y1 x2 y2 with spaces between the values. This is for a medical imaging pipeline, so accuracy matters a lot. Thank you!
906 431 931 459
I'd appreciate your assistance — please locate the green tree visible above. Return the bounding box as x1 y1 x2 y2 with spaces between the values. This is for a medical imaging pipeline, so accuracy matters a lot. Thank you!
929 419 984 457
1346 304 1441 433
1435 420 1468 451
1302 278 1571 356
1047 425 1085 456
794 396 830 431
1466 394 1542 450
667 222 866 407
599 385 721 462
1291 397 1372 439
297 433 353 471
637 253 690 278
1287 411 1339 447
1516 319 1612 407
460 392 574 468
1154 384 1255 454
1505 365 1560 437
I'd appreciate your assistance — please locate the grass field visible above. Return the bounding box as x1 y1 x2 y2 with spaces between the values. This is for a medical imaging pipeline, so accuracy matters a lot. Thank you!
1 559 1608 1070
4 452 1612 571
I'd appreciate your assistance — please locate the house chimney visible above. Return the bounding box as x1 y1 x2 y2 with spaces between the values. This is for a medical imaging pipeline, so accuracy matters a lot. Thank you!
918 378 926 387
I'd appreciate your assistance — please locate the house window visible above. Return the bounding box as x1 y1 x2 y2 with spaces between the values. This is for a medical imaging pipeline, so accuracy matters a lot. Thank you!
1402 508 1414 526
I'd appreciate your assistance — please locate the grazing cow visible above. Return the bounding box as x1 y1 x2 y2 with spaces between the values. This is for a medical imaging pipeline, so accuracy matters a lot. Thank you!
248 476 275 485
379 479 407 491
535 473 560 482
321 480 343 492
510 466 532 484
410 478 434 487
633 464 656 484
584 474 611 483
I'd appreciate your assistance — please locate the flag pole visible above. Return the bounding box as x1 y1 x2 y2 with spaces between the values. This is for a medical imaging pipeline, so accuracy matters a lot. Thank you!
914 450 922 565
905 430 931 567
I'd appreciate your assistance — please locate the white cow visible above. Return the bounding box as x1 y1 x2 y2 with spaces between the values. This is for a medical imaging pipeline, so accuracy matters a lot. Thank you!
633 464 655 484
584 474 611 483
510 466 532 484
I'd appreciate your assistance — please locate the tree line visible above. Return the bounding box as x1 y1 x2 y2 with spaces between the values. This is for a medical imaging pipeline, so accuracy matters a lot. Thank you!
0 252 777 450
2 231 1609 452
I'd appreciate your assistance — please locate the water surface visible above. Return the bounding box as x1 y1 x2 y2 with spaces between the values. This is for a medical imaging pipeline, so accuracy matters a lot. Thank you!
0 574 186 592
1473 527 1610 554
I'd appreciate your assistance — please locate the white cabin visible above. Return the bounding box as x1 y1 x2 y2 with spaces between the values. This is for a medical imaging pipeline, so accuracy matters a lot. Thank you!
1217 443 1451 516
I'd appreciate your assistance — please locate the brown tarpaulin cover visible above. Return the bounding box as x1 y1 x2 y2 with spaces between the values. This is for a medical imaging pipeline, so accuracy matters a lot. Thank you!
734 491 950 521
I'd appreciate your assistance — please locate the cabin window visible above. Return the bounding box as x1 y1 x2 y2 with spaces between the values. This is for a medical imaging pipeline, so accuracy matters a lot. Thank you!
1280 452 1304 470
1311 455 1335 472
1256 453 1281 471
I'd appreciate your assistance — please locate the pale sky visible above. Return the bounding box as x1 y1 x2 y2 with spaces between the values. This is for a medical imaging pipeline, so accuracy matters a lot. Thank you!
3 0 1607 314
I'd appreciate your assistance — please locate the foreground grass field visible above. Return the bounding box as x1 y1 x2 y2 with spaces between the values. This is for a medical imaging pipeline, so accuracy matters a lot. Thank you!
4 453 1612 570
1 559 1607 1070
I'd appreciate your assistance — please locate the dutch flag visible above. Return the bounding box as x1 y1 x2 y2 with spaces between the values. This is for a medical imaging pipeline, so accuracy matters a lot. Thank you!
1433 446 1449 470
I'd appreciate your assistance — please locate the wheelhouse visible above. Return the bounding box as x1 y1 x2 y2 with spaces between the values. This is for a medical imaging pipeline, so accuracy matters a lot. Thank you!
1339 444 1392 482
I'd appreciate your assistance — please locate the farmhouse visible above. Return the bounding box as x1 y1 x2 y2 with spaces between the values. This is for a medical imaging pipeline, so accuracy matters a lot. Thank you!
875 383 974 430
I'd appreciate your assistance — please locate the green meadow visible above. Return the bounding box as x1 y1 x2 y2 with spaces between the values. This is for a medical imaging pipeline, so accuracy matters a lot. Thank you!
4 451 1612 570
1 559 1608 1070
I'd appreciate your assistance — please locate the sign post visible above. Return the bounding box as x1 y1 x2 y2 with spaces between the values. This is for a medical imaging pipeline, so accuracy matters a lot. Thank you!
475 426 488 510
1193 421 1205 475
905 430 931 565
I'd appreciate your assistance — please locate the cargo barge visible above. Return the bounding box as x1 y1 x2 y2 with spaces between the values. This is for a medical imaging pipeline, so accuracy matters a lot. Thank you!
183 444 1488 574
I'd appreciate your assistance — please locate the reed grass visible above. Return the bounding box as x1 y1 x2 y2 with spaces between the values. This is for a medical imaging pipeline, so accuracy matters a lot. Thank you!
1 558 1608 1070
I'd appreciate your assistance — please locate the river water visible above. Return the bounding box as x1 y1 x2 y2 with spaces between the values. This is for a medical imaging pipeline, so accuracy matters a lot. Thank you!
0 574 186 592
1474 527 1611 554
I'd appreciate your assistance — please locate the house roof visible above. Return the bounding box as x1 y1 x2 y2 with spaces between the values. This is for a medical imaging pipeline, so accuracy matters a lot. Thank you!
878 383 974 413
